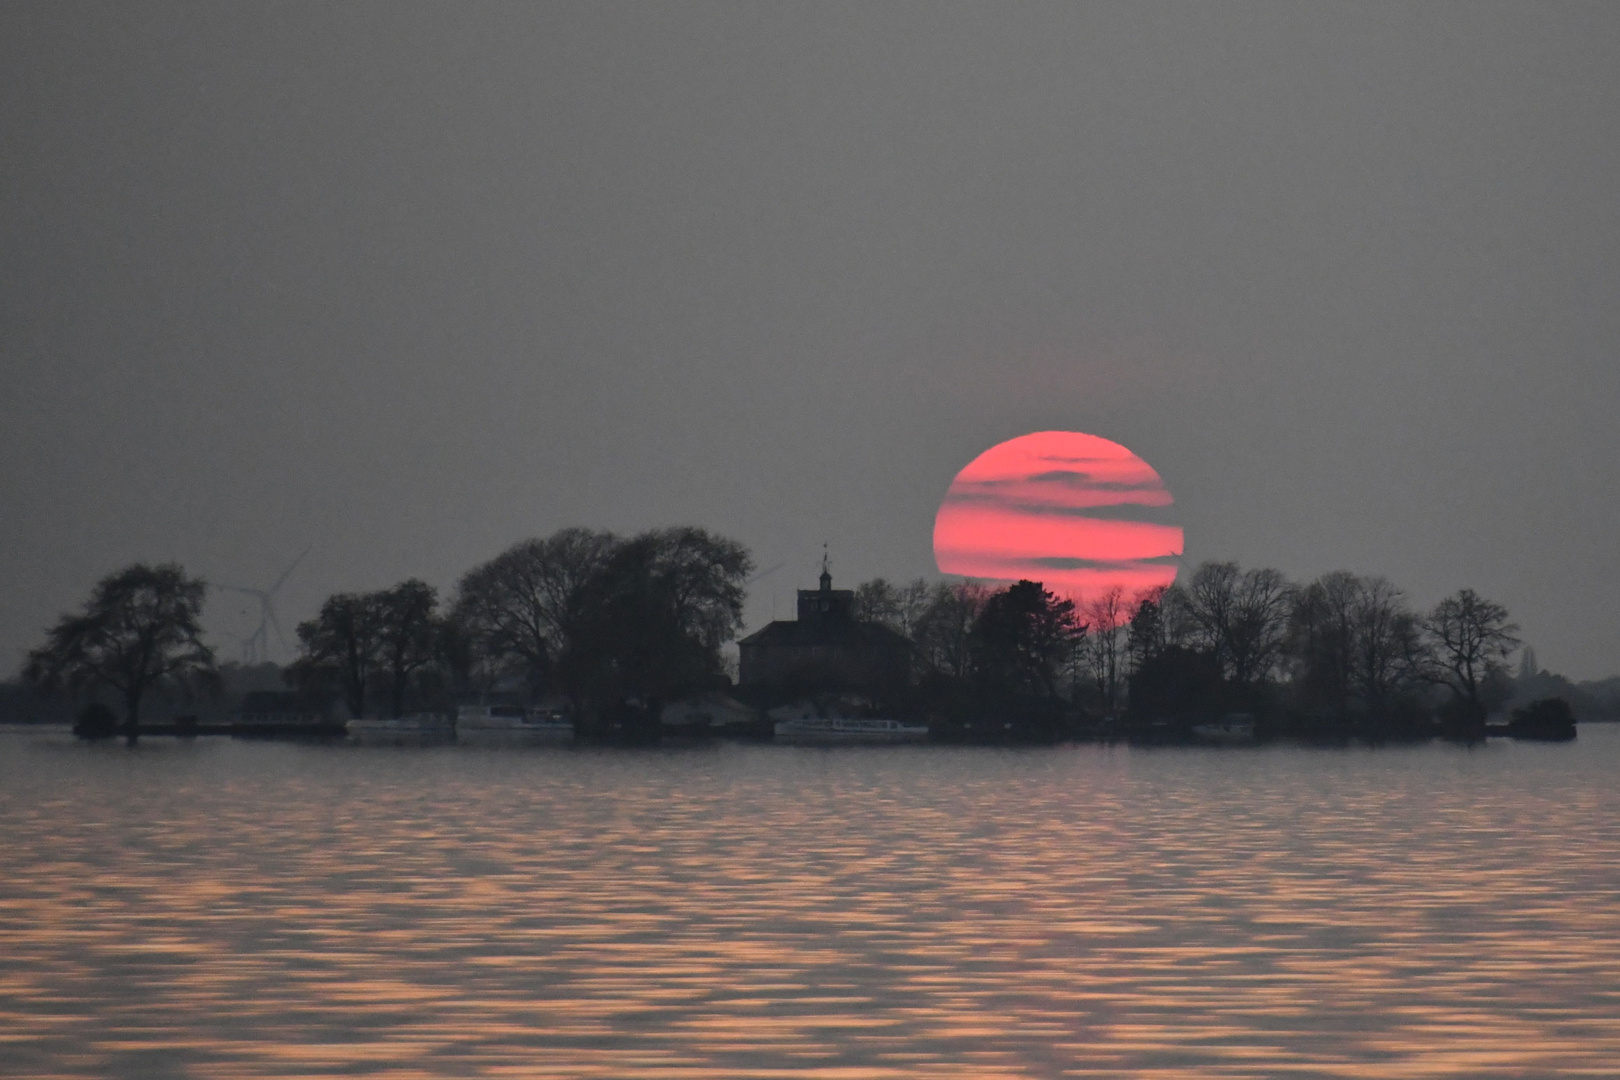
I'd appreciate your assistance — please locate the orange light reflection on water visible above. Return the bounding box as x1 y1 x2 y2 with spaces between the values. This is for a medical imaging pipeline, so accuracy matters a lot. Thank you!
2 731 1619 1077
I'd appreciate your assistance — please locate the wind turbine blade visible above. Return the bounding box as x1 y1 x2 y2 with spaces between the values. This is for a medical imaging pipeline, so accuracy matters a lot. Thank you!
746 562 785 586
270 545 312 596
267 603 291 655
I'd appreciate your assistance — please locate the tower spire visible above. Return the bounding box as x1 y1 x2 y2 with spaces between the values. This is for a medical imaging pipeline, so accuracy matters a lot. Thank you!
819 544 832 592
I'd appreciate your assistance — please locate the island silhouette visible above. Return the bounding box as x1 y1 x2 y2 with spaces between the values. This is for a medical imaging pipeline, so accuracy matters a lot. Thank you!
15 525 1598 746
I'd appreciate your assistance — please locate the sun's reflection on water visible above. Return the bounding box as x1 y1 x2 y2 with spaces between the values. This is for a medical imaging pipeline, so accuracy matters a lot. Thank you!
3 731 1619 1076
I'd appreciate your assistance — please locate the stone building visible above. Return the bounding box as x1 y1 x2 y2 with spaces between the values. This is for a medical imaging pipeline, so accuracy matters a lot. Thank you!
737 564 910 691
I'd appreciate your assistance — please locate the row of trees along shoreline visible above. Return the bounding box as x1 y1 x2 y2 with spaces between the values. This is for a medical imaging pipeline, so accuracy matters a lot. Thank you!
20 525 1589 743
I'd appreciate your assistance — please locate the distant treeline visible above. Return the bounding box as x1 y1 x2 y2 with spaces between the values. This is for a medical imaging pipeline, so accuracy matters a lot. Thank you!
13 527 1606 742
289 527 749 738
19 528 750 740
844 565 1593 740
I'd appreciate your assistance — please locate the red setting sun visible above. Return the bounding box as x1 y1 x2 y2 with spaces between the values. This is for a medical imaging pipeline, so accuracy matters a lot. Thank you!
933 431 1183 599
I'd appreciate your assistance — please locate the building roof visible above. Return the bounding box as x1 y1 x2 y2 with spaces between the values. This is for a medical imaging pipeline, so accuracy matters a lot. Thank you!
738 618 910 650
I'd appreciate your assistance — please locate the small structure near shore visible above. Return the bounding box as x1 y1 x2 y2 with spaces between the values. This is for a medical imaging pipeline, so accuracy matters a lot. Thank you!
232 690 344 738
1506 697 1578 741
737 564 909 693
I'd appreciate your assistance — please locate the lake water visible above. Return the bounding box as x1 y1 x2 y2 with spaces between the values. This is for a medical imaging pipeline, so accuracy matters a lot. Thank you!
2 727 1618 1078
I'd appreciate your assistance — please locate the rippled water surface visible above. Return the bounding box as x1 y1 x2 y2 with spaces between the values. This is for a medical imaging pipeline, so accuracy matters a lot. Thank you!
3 727 1619 1078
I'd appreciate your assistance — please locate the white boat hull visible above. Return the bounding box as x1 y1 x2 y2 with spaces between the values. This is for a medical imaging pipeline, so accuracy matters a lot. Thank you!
454 705 573 742
456 719 573 742
773 718 929 745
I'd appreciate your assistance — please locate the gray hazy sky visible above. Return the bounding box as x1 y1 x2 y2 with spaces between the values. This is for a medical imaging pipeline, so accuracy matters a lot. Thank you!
4 2 1618 677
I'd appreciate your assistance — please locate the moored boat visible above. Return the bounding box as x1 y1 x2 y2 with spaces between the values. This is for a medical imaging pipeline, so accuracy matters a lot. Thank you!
770 703 928 745
1191 713 1257 743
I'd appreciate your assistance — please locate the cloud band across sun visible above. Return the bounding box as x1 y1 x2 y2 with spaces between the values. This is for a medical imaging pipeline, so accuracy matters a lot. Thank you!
932 431 1183 599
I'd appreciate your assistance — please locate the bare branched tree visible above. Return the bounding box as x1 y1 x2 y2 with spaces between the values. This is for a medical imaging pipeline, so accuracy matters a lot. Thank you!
913 581 992 680
1228 567 1294 687
1084 587 1129 714
1181 561 1293 685
853 577 935 638
1183 561 1240 661
1426 588 1519 709
451 528 619 694
1157 583 1199 649
1287 570 1361 710
1348 576 1423 712
853 578 901 628
631 527 753 651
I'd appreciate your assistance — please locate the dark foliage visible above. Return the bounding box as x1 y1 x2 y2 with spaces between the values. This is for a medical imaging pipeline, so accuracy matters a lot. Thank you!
73 702 118 740
289 579 443 719
451 528 619 697
969 580 1082 700
566 528 750 733
448 526 749 733
867 578 1090 742
38 541 1573 750
24 563 218 741
373 580 440 719
1508 697 1577 741
288 527 750 732
1125 645 1226 735
289 591 382 719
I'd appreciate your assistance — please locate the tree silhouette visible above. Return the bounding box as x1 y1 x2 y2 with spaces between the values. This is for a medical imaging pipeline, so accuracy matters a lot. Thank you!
969 580 1082 699
291 581 446 719
570 528 751 708
913 581 991 680
290 592 381 720
853 577 935 638
1426 588 1519 718
1084 587 1129 715
1178 563 1293 686
1125 587 1168 675
452 528 619 696
25 563 217 742
374 580 440 718
1287 571 1361 716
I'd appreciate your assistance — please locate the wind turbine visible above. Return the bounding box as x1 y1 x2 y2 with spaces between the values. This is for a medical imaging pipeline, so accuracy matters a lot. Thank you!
741 562 786 627
746 562 785 586
217 546 311 664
